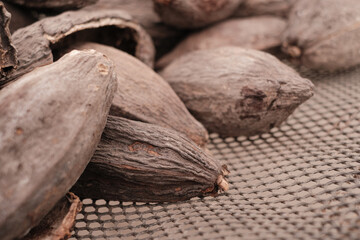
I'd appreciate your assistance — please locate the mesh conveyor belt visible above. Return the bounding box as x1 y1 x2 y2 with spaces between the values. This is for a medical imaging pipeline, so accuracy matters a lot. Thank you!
70 66 360 240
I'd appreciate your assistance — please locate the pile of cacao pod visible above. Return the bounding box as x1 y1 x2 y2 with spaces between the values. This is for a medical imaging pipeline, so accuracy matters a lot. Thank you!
1 0 359 239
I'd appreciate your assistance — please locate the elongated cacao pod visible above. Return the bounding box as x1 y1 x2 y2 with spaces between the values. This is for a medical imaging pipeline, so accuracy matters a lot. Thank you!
282 0 360 71
0 8 154 87
72 116 229 202
23 193 82 240
156 16 287 69
160 47 314 137
71 42 208 147
0 50 117 240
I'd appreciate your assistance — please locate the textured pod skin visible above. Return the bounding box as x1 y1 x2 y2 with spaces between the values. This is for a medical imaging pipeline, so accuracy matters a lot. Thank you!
0 2 17 78
72 42 208 147
84 0 184 58
160 47 314 137
0 50 117 240
0 8 154 87
234 0 295 18
156 16 287 69
2 1 36 33
6 0 97 10
282 0 360 71
72 116 228 202
153 0 243 29
23 193 82 240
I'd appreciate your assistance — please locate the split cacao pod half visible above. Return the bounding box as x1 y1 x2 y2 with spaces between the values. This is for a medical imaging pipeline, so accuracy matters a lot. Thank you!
0 50 117 240
156 16 287 69
282 0 360 71
72 115 229 202
84 0 185 58
153 0 243 29
160 47 315 137
71 42 208 147
0 8 154 87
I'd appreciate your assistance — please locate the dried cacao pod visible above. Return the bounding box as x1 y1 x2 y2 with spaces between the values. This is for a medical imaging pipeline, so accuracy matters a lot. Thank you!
0 8 154 87
282 0 360 71
0 50 117 240
72 116 229 202
2 1 36 33
0 2 17 78
72 42 208 147
233 0 295 18
156 16 287 69
84 0 185 58
23 193 82 240
6 0 97 10
153 0 243 29
160 47 314 137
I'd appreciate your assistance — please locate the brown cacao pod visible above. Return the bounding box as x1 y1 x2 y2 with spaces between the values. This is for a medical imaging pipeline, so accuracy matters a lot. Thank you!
22 193 82 240
0 8 154 87
72 42 208 147
156 16 287 69
72 116 229 202
282 0 360 71
0 50 117 240
153 0 243 29
160 47 314 137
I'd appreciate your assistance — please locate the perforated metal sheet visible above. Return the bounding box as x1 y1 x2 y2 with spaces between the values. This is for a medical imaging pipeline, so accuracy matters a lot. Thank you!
70 66 360 240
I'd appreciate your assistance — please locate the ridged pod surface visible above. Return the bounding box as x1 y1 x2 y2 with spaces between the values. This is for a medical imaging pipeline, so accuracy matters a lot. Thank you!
161 47 314 137
72 116 229 202
0 50 117 240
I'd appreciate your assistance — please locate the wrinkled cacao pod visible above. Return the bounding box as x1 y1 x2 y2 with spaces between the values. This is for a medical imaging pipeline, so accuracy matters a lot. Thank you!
72 116 229 202
0 50 117 240
160 47 314 137
282 0 360 71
